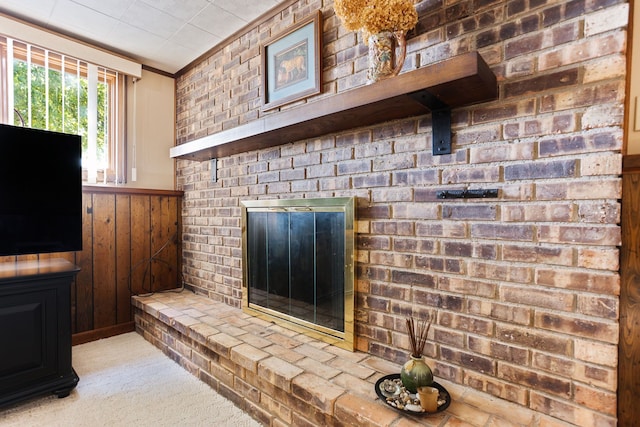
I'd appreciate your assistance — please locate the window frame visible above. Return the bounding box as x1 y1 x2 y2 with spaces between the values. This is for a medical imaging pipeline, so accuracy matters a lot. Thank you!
0 36 126 184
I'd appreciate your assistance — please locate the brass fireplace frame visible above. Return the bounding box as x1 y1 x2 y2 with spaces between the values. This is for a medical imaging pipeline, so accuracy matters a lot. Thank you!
241 197 355 351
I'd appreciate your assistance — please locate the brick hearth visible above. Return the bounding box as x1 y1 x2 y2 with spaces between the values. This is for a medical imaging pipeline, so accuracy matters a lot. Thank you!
171 1 624 424
133 291 567 427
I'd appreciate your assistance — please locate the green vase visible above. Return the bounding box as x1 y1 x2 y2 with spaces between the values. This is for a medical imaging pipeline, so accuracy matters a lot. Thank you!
400 355 433 393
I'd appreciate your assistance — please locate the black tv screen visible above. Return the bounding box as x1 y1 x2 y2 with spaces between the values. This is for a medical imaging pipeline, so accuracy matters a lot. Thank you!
0 124 82 256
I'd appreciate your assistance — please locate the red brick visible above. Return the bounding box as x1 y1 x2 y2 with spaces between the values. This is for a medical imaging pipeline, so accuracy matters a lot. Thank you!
334 393 399 426
441 346 496 375
473 100 535 124
541 136 621 159
506 159 577 180
503 285 574 312
369 282 411 300
506 68 581 98
540 82 625 112
468 299 531 325
291 373 345 414
508 202 574 222
464 370 530 406
471 142 535 165
496 325 571 356
536 179 621 200
438 277 497 298
207 332 243 358
416 221 467 238
467 261 533 283
392 169 438 186
577 201 620 224
577 295 618 319
359 295 391 312
390 269 435 287
574 339 617 368
498 363 571 397
502 244 573 265
574 383 617 415
371 220 414 236
353 174 391 188
358 235 392 250
539 33 625 70
371 187 413 202
530 391 617 427
577 247 619 271
244 398 274 426
392 203 439 219
468 335 530 365
532 351 576 381
471 223 534 242
534 311 618 343
434 327 466 348
414 289 465 311
538 224 621 246
455 124 501 146
370 251 413 267
443 204 497 220
439 311 494 336
536 268 620 295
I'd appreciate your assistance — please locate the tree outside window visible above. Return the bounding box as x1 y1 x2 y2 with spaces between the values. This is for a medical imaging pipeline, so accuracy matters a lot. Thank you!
1 37 126 184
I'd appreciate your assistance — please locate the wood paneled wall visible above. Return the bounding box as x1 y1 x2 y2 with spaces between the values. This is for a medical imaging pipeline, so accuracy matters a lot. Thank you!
0 186 183 344
620 155 640 426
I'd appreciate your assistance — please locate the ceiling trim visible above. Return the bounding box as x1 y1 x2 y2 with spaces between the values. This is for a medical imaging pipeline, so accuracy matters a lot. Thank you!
0 12 142 78
142 64 176 80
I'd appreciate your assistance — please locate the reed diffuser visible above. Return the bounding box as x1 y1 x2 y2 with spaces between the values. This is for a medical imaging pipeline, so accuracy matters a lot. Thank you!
406 317 430 357
400 316 434 393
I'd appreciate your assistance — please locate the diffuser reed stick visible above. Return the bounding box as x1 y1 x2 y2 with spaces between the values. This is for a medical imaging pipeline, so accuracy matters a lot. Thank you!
406 316 431 358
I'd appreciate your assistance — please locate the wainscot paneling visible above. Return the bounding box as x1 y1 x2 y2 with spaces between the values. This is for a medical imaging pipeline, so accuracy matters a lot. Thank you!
620 155 640 426
0 186 183 344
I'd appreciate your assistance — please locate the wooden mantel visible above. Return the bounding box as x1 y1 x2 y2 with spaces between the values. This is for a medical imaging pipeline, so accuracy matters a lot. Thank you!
170 52 498 161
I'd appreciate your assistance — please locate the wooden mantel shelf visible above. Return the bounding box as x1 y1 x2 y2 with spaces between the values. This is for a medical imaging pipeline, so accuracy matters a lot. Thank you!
170 52 497 161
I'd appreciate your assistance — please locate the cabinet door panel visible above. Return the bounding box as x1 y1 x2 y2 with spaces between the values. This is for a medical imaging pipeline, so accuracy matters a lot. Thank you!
0 287 57 393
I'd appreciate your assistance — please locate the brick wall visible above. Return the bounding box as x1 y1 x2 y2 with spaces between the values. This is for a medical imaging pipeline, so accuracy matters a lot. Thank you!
174 1 626 425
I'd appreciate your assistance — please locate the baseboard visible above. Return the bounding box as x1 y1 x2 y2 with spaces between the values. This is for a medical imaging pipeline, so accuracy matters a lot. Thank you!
72 322 135 346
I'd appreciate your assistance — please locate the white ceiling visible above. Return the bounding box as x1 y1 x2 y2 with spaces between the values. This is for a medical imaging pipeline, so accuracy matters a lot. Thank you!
0 0 287 74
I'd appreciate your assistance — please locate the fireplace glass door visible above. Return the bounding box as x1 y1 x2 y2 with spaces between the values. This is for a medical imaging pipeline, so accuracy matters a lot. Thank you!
242 197 354 350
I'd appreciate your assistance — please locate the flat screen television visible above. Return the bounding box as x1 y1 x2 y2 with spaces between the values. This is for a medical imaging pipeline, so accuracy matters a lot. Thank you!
0 124 82 256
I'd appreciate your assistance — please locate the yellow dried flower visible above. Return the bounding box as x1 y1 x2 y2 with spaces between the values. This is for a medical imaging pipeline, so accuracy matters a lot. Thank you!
334 0 418 35
333 0 367 31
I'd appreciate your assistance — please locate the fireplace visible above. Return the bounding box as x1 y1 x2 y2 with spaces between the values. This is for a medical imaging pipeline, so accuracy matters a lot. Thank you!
241 197 355 350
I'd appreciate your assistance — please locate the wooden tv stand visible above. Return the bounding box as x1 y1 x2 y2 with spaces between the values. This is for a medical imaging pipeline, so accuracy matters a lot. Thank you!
0 258 80 408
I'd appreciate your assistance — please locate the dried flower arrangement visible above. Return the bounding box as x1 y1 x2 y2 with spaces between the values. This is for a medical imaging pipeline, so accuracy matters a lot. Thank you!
333 0 419 39
406 316 431 358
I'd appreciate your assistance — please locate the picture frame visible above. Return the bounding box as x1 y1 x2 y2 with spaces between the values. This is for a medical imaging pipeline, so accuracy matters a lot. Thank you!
262 10 322 111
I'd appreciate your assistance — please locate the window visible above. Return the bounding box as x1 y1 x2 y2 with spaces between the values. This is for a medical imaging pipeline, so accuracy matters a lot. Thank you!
0 36 126 184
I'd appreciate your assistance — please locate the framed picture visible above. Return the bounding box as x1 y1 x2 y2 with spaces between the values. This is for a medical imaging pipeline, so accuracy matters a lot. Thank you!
262 10 322 110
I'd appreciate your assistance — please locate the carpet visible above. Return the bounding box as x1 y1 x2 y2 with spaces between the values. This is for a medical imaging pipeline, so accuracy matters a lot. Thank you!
0 332 261 427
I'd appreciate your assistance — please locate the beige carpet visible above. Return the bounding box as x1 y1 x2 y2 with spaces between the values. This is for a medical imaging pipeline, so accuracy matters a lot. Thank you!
0 332 261 427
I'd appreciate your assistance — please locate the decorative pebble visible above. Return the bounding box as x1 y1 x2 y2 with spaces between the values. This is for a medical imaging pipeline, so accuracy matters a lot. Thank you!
379 377 446 414
379 379 401 397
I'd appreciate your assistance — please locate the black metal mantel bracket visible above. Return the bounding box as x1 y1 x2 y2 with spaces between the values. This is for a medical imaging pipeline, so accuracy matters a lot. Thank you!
431 109 452 155
409 91 452 156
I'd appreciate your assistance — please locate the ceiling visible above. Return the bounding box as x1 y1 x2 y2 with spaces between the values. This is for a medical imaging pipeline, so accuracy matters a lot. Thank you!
0 0 287 75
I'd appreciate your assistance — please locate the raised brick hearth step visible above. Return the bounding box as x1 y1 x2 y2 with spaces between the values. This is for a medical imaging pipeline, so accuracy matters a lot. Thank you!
132 291 567 427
